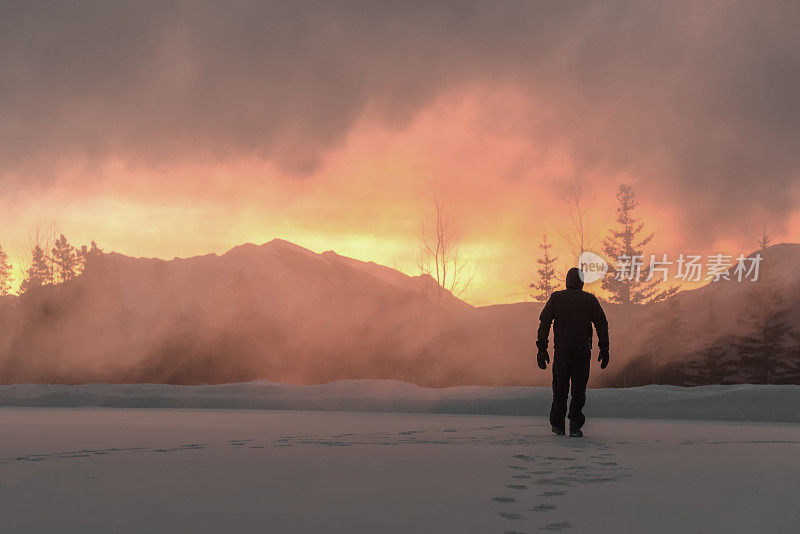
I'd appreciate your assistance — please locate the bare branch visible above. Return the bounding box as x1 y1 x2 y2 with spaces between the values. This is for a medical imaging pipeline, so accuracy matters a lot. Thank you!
417 182 476 305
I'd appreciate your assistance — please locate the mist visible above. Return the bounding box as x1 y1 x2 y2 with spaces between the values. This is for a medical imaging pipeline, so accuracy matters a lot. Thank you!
0 240 540 386
1 239 799 387
1 2 799 386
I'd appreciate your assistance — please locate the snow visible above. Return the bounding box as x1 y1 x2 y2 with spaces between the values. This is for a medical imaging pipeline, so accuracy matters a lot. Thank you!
1 380 799 423
0 408 798 533
2 382 798 532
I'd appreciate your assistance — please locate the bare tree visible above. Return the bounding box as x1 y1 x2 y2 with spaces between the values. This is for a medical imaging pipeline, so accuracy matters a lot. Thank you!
417 185 476 306
555 177 602 265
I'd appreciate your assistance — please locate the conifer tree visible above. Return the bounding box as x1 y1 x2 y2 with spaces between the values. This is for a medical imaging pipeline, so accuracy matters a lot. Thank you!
76 240 103 274
734 282 792 383
642 297 684 384
757 226 772 249
602 183 678 305
0 244 12 296
52 234 78 284
530 232 558 302
20 244 51 293
687 299 728 384
783 329 800 383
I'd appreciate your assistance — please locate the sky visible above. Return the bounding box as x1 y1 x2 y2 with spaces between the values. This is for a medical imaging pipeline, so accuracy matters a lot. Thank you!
1 1 799 305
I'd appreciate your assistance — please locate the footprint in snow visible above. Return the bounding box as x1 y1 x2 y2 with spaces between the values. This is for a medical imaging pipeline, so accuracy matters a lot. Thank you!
539 521 572 530
496 511 525 520
527 504 557 512
564 465 588 471
534 477 572 486
155 443 208 453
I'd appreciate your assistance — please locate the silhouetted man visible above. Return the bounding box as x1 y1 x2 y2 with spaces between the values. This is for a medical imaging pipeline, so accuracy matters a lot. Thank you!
537 267 609 437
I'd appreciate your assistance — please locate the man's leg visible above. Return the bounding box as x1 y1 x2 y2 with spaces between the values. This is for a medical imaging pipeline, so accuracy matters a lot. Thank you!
567 351 591 432
549 353 570 431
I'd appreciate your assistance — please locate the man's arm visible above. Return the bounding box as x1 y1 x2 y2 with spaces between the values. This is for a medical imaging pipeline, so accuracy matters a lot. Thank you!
536 295 555 351
591 297 610 368
590 297 609 350
535 295 555 369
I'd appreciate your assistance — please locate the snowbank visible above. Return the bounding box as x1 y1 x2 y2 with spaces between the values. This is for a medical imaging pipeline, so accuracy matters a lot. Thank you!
1 380 798 423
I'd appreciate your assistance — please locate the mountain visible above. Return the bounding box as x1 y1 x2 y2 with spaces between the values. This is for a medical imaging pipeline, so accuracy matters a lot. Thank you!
0 239 523 386
0 240 798 386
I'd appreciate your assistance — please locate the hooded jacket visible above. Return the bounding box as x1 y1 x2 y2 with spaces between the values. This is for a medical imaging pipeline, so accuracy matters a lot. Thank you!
537 267 609 353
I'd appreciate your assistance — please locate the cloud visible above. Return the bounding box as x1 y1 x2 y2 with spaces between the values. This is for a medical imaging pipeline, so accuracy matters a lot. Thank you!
1 1 798 242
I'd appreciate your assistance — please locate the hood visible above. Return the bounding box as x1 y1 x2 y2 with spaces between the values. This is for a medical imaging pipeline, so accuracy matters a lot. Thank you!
566 267 584 290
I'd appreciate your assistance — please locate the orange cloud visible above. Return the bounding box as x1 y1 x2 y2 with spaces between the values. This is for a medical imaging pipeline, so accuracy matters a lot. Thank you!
2 85 791 304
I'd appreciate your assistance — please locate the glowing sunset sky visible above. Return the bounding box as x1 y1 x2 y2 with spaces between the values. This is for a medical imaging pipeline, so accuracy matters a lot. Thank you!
1 2 798 304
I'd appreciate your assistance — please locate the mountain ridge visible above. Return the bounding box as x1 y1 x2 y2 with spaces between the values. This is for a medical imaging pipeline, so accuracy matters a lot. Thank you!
0 240 797 386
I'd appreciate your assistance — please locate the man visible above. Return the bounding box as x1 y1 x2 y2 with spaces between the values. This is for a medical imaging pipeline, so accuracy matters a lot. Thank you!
536 267 609 437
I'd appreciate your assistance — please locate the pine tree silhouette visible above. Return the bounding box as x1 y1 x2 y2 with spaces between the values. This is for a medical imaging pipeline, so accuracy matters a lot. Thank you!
602 183 678 305
0 244 13 296
734 282 792 383
757 226 772 250
686 299 728 384
530 231 558 302
20 244 52 293
784 329 800 383
642 298 684 384
77 240 103 274
52 234 78 284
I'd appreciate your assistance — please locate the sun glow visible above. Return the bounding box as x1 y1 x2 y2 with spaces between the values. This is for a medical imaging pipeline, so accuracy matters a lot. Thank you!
1 87 792 304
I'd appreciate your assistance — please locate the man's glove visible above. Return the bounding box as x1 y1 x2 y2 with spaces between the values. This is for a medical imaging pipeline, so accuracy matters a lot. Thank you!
598 349 610 369
537 349 550 370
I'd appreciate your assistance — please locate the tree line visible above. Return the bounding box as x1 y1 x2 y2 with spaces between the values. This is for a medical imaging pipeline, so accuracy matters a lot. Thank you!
530 182 798 386
620 283 800 386
0 235 102 296
531 182 678 305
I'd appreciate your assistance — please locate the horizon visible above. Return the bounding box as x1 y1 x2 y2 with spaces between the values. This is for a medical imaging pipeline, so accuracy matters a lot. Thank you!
2 234 790 307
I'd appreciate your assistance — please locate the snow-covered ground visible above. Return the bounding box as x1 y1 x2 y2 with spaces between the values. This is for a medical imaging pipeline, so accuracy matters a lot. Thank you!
2 381 800 422
0 408 798 532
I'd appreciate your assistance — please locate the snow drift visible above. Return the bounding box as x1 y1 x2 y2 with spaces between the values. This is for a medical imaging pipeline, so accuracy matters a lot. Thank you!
1 380 798 423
